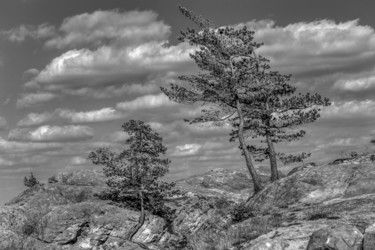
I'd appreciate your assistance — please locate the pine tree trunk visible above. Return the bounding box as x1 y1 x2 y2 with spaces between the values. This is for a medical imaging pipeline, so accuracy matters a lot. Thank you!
236 99 263 193
265 99 279 182
266 133 279 182
128 190 146 241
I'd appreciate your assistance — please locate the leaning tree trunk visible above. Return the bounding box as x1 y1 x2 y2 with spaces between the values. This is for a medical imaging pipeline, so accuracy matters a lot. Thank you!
236 99 263 194
265 100 279 182
266 133 279 182
128 190 146 241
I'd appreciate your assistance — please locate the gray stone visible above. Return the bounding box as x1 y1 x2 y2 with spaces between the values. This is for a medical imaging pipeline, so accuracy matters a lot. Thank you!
306 224 363 250
364 223 375 250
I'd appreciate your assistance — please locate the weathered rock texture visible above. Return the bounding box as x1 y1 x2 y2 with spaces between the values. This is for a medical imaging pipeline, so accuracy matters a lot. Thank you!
238 154 375 250
0 168 259 249
2 155 375 249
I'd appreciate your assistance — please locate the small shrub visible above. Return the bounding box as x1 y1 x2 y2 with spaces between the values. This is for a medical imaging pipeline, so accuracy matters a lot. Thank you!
231 203 256 223
23 172 39 188
350 151 359 158
48 175 58 183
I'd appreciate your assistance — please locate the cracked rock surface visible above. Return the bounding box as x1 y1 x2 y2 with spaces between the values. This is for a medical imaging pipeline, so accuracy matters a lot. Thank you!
3 156 375 249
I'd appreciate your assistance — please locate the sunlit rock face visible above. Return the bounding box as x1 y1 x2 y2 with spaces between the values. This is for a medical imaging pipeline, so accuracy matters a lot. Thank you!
2 155 375 249
235 154 375 250
0 168 258 249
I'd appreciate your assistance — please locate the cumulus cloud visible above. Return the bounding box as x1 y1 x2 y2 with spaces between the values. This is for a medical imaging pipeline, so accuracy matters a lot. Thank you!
17 112 54 127
172 143 202 157
116 93 174 110
58 107 126 123
235 19 375 78
333 75 375 92
32 41 192 89
322 99 375 119
45 10 170 49
70 156 88 165
0 117 8 130
60 83 158 99
16 92 57 108
0 23 55 42
0 157 14 167
8 125 93 142
16 9 194 102
0 136 62 153
108 131 129 143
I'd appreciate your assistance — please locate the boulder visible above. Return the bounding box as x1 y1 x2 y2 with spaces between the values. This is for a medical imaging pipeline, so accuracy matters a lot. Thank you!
176 168 258 203
244 163 375 212
306 224 363 250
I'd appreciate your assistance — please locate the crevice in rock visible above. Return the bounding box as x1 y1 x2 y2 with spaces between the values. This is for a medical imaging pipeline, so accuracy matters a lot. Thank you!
60 221 89 245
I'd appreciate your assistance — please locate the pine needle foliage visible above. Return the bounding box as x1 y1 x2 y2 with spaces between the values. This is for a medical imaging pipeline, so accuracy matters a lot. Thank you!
161 6 268 193
230 71 331 181
89 120 176 240
23 172 39 188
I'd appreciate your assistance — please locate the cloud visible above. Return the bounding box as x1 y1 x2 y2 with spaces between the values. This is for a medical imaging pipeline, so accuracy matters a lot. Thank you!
0 157 14 167
0 136 63 153
58 107 126 123
236 19 375 78
172 143 202 156
0 117 8 130
70 156 88 165
322 99 375 119
45 10 171 49
31 41 192 90
108 131 129 143
0 23 55 42
8 125 94 142
333 75 375 92
16 92 57 108
23 68 39 77
60 83 158 99
16 9 194 103
116 93 174 110
17 112 54 127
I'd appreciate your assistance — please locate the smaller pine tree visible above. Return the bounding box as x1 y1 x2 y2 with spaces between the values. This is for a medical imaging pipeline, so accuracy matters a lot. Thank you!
89 120 177 241
24 172 39 187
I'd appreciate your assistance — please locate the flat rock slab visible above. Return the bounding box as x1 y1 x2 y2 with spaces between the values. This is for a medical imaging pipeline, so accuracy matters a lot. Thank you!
306 224 363 250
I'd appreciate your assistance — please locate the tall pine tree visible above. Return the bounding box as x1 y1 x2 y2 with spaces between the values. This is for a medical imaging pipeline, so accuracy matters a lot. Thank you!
231 71 330 181
161 7 270 193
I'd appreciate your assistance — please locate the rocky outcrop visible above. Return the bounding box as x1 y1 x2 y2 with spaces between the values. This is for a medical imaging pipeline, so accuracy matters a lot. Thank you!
175 168 269 203
0 173 167 249
0 168 258 249
244 162 375 212
3 155 375 249
234 154 375 250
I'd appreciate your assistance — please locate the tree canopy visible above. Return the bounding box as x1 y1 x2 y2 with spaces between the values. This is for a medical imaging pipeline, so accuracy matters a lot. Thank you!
89 120 176 241
162 6 269 193
230 70 331 180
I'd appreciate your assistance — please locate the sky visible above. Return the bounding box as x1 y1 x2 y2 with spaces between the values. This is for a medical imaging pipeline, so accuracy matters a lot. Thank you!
0 0 375 204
